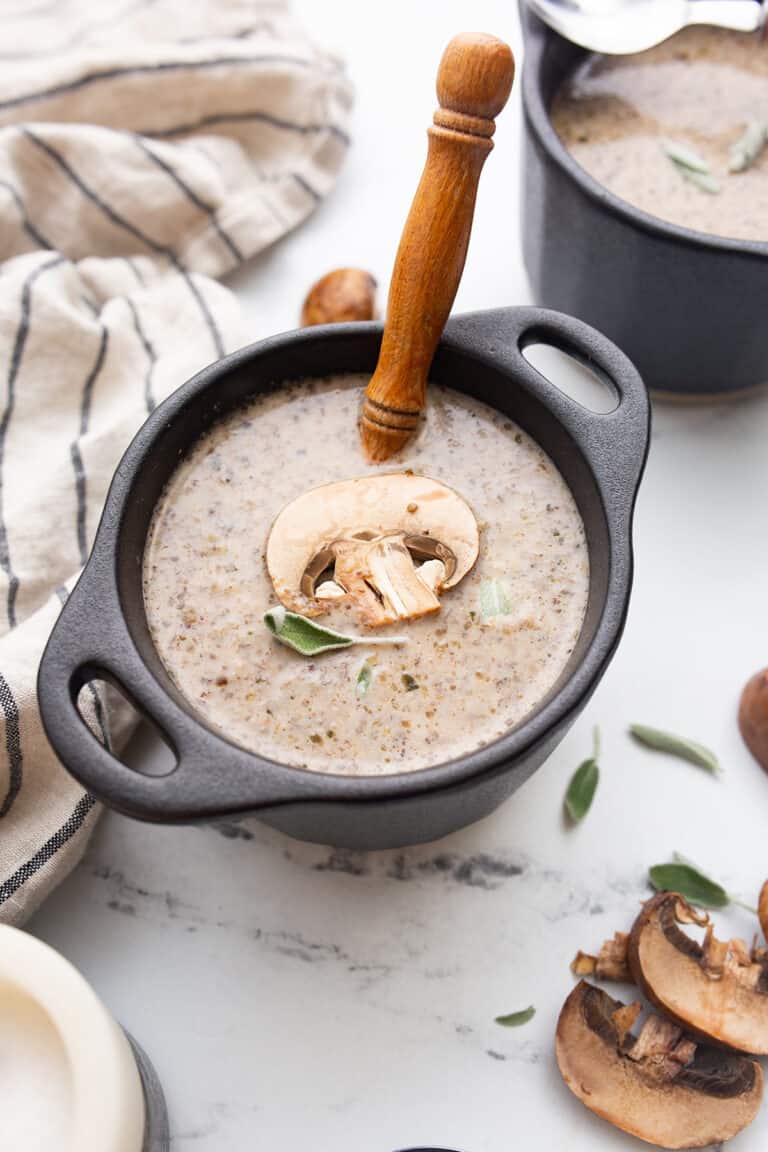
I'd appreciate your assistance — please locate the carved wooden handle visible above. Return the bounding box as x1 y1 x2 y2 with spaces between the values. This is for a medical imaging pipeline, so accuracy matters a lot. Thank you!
360 32 515 462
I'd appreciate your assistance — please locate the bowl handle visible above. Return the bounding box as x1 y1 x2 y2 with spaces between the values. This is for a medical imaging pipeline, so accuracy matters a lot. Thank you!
443 306 650 515
38 568 326 822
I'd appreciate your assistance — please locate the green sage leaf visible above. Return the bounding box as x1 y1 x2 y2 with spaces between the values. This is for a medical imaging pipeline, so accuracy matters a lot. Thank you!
479 579 511 619
629 724 719 774
648 861 729 909
356 661 373 697
729 120 768 173
564 758 599 823
264 607 406 657
662 139 710 173
662 140 720 194
495 1006 535 1028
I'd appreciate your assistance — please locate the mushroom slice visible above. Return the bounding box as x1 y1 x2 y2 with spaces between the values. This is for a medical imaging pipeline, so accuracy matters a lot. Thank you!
627 892 768 1055
266 474 479 626
556 981 763 1150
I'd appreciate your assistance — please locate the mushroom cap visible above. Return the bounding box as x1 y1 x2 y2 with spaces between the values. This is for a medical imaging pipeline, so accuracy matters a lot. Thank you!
556 981 763 1150
627 892 768 1055
266 473 480 616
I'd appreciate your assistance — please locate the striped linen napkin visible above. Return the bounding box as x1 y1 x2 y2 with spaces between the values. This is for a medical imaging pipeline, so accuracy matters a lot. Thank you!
0 0 352 924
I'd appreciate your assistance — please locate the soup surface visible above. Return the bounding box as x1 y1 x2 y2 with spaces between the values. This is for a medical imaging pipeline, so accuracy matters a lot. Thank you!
552 27 768 242
143 376 589 775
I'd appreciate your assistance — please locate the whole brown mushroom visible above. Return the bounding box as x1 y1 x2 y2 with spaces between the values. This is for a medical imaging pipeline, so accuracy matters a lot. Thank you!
738 666 768 772
301 268 377 327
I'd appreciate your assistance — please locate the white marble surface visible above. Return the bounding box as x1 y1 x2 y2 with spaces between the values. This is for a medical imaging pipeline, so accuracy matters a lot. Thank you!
30 1 768 1149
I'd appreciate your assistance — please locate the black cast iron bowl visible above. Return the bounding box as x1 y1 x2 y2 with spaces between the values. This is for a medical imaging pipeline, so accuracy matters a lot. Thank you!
520 5 768 398
38 307 648 850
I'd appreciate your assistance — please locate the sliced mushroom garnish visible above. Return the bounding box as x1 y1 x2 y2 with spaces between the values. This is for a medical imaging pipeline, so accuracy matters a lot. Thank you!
556 981 763 1150
627 892 768 1055
266 474 479 627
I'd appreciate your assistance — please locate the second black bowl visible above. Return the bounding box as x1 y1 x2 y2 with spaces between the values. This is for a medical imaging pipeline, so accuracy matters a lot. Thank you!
520 4 768 398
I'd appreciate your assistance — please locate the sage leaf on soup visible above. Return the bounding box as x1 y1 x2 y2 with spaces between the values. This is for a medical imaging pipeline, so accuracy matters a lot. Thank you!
649 861 729 909
495 1005 535 1028
629 724 719 774
479 579 511 619
662 140 710 173
264 607 406 657
356 660 373 697
662 140 720 194
729 120 768 173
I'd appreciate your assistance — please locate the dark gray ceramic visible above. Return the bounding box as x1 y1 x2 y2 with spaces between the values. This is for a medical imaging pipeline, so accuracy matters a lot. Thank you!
520 4 768 397
126 1033 169 1152
38 307 648 850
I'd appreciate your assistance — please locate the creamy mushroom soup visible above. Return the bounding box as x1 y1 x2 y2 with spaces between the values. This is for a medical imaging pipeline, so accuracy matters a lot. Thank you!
143 376 589 775
552 27 768 242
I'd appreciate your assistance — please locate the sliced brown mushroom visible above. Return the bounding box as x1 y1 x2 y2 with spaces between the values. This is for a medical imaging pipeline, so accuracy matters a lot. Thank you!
266 474 479 627
556 981 763 1150
627 892 768 1055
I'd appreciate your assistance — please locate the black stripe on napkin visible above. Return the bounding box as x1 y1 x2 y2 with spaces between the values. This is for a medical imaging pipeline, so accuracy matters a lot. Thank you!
0 672 22 817
70 326 109 565
147 108 350 146
124 297 157 413
134 137 244 265
0 793 96 906
0 53 318 114
0 179 52 250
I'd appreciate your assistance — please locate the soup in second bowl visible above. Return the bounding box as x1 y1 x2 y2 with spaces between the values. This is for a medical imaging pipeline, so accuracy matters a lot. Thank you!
552 27 768 242
143 375 589 776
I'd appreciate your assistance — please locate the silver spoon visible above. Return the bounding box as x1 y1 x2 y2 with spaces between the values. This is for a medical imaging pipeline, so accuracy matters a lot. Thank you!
524 0 765 54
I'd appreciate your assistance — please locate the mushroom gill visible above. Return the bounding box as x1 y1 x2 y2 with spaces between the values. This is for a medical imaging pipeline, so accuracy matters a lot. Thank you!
265 473 480 627
627 892 768 1055
556 981 763 1150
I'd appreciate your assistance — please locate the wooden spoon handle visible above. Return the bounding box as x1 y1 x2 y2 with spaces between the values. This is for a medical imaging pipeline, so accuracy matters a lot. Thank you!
361 32 514 462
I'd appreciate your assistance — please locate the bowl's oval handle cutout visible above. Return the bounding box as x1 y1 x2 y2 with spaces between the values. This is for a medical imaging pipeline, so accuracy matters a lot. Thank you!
75 673 177 779
521 341 618 414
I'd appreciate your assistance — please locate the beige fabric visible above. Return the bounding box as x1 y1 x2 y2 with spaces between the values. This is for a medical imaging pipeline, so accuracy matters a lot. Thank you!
0 0 352 924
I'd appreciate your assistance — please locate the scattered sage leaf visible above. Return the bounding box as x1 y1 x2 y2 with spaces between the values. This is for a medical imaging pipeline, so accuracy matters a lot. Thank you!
564 758 599 824
629 724 719 774
729 120 768 173
671 852 757 914
402 672 419 692
662 139 709 173
479 579 511 619
356 661 373 697
648 861 729 909
662 140 720 194
495 1006 535 1028
264 607 406 657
